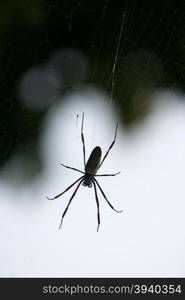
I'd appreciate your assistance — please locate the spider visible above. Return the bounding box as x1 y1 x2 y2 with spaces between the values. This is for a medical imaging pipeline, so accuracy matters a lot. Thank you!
47 114 123 231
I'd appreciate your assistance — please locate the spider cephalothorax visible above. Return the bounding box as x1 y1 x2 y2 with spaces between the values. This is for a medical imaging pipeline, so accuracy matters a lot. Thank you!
47 114 123 231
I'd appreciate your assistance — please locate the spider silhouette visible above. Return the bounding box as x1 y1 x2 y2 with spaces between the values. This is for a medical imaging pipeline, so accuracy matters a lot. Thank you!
47 114 123 231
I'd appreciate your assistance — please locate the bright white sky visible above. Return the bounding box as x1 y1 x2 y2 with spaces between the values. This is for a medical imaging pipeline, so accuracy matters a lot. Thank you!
0 87 185 277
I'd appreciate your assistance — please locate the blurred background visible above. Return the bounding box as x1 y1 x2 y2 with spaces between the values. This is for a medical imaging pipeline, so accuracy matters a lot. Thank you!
0 0 185 277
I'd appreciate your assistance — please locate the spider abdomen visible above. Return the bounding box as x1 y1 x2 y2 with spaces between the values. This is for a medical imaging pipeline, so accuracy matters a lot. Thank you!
85 146 102 175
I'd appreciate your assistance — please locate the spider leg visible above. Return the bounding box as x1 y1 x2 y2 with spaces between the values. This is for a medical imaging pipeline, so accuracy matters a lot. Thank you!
94 178 123 213
95 172 121 177
99 122 118 168
92 181 100 232
60 163 85 174
81 113 86 169
59 179 83 229
47 176 84 200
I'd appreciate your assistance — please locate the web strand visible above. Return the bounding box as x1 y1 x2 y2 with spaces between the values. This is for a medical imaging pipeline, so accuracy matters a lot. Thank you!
111 0 128 103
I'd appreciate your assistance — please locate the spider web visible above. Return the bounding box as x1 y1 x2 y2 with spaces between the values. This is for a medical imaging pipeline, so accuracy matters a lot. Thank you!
0 0 185 182
1 0 185 280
